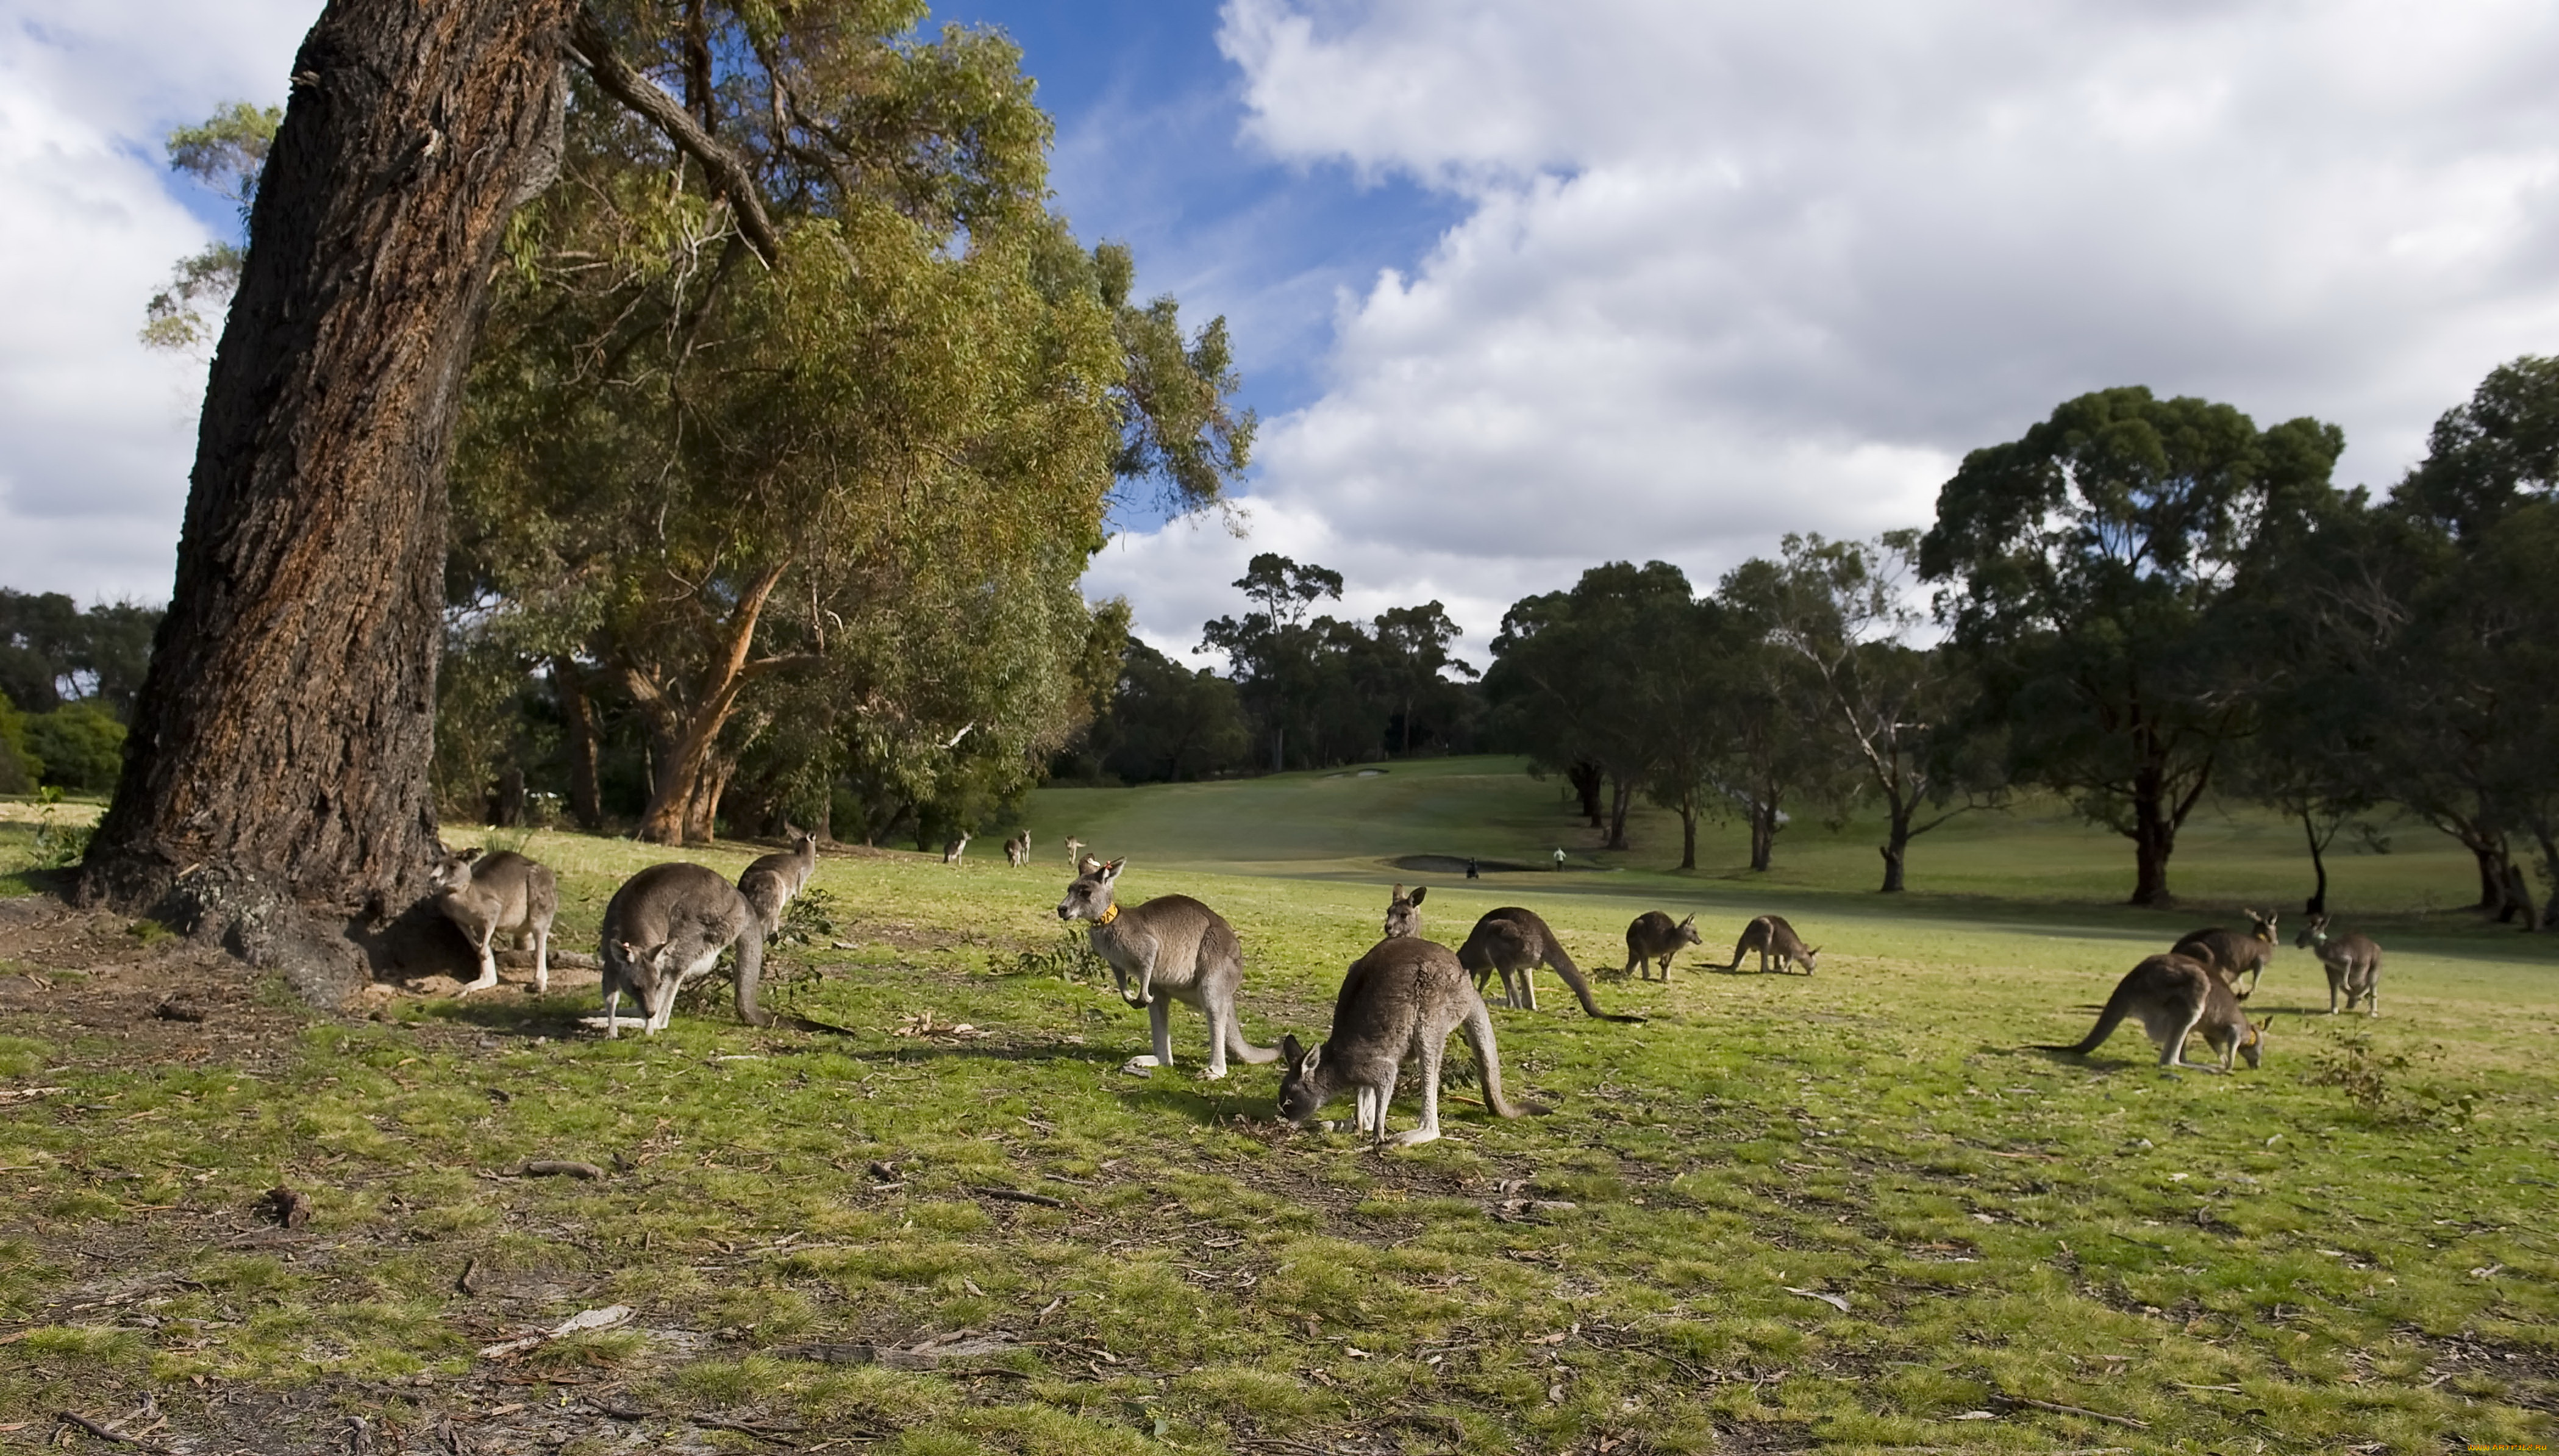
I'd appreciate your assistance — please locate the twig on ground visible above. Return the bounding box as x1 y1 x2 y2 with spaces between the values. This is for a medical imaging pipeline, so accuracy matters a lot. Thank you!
522 1160 606 1180
1992 1393 2150 1430
969 1185 1066 1208
55 1413 171 1454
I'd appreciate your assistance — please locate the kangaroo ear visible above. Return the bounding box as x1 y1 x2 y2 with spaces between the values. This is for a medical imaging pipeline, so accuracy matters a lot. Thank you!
1279 1033 1302 1065
1101 858 1126 881
1677 913 1694 929
1409 886 1426 905
1301 1043 1322 1072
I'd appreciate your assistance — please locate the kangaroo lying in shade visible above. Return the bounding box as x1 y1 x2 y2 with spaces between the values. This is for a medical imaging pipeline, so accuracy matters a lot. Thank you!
1056 858 1277 1079
1621 911 1702 980
1277 933 1533 1149
1725 914 1818 974
599 863 769 1037
2038 952 2272 1073
2171 908 2277 999
1453 907 1645 1022
431 848 557 994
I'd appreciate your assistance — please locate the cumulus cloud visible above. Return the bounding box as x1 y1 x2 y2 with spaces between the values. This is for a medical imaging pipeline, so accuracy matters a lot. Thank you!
0 1 319 602
1094 0 2559 663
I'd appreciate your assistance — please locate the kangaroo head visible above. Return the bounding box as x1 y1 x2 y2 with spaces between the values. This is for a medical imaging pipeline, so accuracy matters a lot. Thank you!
1384 884 1426 938
429 851 477 893
2294 915 2329 950
1676 913 1701 946
2246 908 2277 943
1276 1034 1327 1124
1801 946 1822 972
1055 858 1126 922
2240 1013 2275 1069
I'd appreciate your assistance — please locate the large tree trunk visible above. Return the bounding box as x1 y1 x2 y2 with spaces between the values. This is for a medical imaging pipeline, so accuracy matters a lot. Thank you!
626 558 791 845
1568 760 1605 827
1677 802 1697 871
1605 774 1634 851
1879 802 1911 893
2301 810 2329 917
2129 790 2175 908
554 657 604 832
77 0 571 1001
1748 801 1778 873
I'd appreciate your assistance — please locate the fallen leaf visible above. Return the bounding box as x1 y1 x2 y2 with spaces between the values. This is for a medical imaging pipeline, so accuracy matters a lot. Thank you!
1785 1287 1851 1313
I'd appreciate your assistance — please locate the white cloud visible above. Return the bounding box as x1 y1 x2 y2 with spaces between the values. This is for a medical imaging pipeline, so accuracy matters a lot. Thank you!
0 2 320 603
1093 0 2559 661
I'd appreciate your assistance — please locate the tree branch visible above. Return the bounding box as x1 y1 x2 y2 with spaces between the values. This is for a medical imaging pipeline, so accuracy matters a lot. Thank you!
569 5 780 266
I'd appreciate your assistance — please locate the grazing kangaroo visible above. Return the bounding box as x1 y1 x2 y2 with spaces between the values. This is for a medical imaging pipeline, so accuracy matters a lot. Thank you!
598 863 769 1038
941 831 970 865
2171 908 2278 999
737 832 818 935
1725 915 1819 974
1055 859 1277 1078
1383 883 1427 939
1456 907 1644 1022
1277 934 1530 1149
1621 911 1701 980
430 848 558 994
2296 915 2383 1016
2038 953 2272 1072
1004 832 1030 868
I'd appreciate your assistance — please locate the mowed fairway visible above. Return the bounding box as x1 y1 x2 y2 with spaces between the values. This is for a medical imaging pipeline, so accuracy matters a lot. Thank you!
0 761 2552 1453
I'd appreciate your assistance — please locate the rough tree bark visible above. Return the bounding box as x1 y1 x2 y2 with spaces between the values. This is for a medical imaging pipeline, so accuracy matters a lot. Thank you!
621 558 800 846
77 0 574 1002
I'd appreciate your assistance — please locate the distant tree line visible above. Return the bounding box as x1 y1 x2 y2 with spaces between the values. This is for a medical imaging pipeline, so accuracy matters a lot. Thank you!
1482 358 2559 916
0 591 157 796
1054 553 1485 784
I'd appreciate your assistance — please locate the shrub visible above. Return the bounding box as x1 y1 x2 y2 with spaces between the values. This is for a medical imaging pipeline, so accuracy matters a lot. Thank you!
23 701 124 794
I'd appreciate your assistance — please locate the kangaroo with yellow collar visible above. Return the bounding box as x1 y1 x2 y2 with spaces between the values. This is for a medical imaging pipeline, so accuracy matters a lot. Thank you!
1055 858 1277 1078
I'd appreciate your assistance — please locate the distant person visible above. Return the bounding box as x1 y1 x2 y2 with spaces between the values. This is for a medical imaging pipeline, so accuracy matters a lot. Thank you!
1466 858 1480 880
1552 848 1566 872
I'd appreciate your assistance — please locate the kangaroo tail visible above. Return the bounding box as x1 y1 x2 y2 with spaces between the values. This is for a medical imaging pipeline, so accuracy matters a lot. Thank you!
1227 1022 1280 1065
1461 995 1540 1118
1548 943 1646 1023
732 929 771 1028
2035 988 2129 1055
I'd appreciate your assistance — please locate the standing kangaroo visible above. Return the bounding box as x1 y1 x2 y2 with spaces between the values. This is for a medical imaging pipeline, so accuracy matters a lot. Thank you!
1055 859 1277 1078
941 831 970 865
1277 935 1530 1149
1725 915 1819 974
1456 907 1644 1021
1004 832 1031 868
2038 952 2272 1072
431 848 558 994
1063 835 1086 867
737 832 818 935
1621 911 1702 980
2172 908 2278 999
598 863 769 1037
2296 915 2383 1016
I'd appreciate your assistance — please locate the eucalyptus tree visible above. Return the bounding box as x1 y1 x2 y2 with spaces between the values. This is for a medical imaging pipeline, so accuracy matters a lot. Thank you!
449 5 1247 844
1919 387 2343 906
1487 562 1694 851
140 102 282 354
1734 532 1996 892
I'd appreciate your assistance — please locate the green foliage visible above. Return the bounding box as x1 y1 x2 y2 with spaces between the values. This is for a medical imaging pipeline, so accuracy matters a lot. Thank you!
21 702 124 795
989 926 1108 980
140 101 279 352
776 887 842 947
0 589 160 719
0 691 35 794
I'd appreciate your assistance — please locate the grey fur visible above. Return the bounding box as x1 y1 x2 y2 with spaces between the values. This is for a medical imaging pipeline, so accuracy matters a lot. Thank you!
1055 858 1277 1078
598 863 769 1038
1004 832 1031 867
941 831 970 865
1277 934 1531 1149
1621 910 1701 980
1383 883 1427 940
2296 915 2383 1016
737 832 817 935
2171 908 2277 999
2039 952 2272 1072
1726 914 1819 974
431 849 558 994
1456 907 1644 1021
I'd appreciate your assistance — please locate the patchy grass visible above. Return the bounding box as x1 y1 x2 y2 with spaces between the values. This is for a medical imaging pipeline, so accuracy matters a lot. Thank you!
0 768 2552 1452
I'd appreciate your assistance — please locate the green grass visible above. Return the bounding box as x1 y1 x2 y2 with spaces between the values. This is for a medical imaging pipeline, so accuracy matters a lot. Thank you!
0 760 2550 1452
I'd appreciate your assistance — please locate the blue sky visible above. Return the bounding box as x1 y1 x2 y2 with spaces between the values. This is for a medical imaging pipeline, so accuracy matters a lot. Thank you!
3 1 2557 671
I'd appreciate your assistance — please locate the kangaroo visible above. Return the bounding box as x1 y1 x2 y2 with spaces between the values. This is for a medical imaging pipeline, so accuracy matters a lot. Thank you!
1064 835 1085 867
1383 883 1427 939
941 831 970 865
1456 907 1644 1021
1055 859 1277 1078
598 863 769 1038
2171 908 2278 999
1725 915 1819 974
430 848 558 994
2296 915 2383 1016
737 831 818 935
1621 910 1702 980
2038 953 2273 1072
1004 832 1031 868
1277 934 1530 1149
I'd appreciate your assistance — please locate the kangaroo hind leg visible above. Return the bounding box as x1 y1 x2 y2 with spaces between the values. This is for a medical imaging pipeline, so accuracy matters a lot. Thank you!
1387 1038 1444 1149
